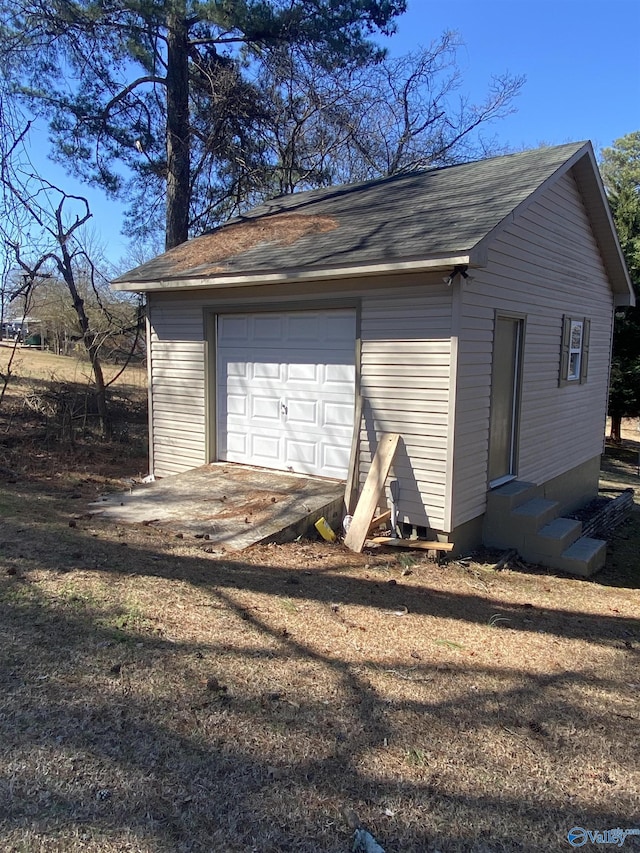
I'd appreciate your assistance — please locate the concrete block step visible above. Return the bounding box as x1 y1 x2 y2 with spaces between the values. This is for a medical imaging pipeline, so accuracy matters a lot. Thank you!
512 498 559 533
538 516 583 549
486 480 538 515
556 536 607 578
523 516 582 562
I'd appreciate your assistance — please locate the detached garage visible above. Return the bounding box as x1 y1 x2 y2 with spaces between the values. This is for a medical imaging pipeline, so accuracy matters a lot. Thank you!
113 142 634 574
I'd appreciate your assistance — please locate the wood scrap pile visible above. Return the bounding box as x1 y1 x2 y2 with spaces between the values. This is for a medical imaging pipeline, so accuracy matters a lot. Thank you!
343 433 454 556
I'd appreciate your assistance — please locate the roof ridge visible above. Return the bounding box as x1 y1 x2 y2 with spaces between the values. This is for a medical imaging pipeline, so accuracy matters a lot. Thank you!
215 141 589 228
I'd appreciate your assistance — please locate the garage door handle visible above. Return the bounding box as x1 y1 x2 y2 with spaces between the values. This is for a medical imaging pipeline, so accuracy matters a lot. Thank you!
281 402 288 415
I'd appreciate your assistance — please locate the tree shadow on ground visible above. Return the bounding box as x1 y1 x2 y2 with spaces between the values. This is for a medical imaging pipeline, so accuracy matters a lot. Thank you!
4 500 636 646
0 571 637 853
1 478 639 850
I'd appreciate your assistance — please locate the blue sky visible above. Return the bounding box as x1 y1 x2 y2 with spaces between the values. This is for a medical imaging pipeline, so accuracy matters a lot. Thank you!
386 0 639 151
25 0 640 266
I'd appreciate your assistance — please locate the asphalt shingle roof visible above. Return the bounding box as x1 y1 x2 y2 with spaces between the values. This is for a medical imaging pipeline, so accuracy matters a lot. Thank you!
115 142 587 285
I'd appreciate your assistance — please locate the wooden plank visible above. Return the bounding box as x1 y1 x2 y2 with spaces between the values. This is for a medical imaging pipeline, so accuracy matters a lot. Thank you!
372 537 454 552
344 433 399 553
368 510 391 533
343 392 363 514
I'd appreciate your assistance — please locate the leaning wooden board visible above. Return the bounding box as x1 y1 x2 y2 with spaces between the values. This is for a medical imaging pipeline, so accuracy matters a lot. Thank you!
368 510 391 533
343 433 400 553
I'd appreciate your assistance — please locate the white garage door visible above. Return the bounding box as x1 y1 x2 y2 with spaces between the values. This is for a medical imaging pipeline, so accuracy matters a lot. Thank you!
217 309 356 479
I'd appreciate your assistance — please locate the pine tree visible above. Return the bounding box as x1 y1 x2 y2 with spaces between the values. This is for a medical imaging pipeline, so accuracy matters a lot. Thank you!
2 0 406 249
601 132 640 441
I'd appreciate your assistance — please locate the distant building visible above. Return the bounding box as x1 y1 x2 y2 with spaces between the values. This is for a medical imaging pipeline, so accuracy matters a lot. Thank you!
1 318 40 343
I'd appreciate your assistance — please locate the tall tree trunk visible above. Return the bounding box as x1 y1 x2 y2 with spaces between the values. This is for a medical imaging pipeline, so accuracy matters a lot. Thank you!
58 245 111 439
166 6 190 250
610 413 622 443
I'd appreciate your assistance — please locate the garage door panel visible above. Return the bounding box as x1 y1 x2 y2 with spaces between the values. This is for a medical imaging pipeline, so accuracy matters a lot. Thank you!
226 360 250 378
217 309 355 478
324 401 354 428
248 432 281 464
322 365 356 387
251 361 281 380
219 316 249 340
226 430 247 455
253 315 283 340
322 445 352 478
249 394 281 422
329 313 358 342
286 362 318 383
226 394 247 416
285 437 318 469
287 314 328 341
286 399 318 425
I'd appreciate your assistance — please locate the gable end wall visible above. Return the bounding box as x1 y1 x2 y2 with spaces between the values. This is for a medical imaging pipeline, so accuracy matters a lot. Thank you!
452 169 614 527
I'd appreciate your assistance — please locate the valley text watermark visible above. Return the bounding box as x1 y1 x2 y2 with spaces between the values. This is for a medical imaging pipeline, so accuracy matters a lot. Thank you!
567 827 640 847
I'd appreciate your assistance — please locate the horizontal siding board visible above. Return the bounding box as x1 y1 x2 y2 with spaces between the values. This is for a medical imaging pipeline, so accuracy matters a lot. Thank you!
362 343 451 356
154 443 205 461
151 394 206 410
361 356 450 367
360 378 450 393
151 419 206 435
359 441 448 460
151 339 206 352
361 362 450 377
152 435 206 454
151 369 205 382
151 356 205 369
153 418 206 434
361 395 450 413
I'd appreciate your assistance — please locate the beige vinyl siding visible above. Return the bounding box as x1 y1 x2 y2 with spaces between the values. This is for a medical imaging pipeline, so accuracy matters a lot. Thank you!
452 168 614 527
148 299 207 476
359 287 452 530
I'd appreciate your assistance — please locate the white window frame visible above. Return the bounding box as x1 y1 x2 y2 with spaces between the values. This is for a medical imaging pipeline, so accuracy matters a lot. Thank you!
568 319 584 380
559 315 590 387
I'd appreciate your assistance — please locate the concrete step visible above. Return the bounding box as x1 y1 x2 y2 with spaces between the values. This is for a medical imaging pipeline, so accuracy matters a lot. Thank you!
523 516 583 563
486 480 539 515
512 498 560 533
484 481 541 549
556 536 607 578
483 479 607 576
485 494 559 551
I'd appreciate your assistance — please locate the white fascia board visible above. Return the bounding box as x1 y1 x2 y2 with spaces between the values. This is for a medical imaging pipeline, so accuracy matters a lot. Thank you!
111 253 475 292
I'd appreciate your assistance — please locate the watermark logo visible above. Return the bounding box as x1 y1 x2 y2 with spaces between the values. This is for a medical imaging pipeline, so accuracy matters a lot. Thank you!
567 827 640 848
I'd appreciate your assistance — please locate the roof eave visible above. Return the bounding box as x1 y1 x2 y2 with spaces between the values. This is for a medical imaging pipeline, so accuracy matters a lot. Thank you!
111 252 476 292
571 145 635 306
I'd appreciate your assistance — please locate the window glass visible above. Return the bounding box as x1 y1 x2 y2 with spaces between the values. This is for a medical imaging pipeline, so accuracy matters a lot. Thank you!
568 320 583 380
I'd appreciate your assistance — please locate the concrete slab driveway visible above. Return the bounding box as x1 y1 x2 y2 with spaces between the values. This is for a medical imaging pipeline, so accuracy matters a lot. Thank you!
90 463 344 550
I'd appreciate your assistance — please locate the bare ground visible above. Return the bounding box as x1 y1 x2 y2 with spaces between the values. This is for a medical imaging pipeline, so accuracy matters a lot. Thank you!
0 350 639 852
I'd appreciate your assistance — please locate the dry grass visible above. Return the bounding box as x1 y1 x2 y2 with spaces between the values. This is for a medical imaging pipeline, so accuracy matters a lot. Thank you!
0 345 147 389
0 352 639 852
0 346 148 458
1 489 639 852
